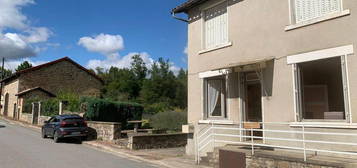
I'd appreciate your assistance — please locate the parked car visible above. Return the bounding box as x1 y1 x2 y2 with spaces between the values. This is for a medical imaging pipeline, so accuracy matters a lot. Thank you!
41 114 88 143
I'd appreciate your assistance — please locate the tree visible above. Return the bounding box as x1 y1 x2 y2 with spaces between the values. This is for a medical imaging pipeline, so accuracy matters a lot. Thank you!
131 54 148 84
0 67 12 79
16 61 32 72
174 68 187 109
140 58 177 113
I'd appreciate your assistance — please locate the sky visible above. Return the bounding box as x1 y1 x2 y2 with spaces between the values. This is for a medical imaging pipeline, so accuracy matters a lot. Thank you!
0 0 188 73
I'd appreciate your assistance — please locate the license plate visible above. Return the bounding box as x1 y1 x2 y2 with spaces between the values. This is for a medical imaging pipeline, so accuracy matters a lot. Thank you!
72 132 81 135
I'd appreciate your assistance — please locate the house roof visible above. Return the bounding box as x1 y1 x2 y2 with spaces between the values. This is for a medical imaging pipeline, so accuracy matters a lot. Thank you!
0 57 103 83
16 87 56 97
172 0 209 13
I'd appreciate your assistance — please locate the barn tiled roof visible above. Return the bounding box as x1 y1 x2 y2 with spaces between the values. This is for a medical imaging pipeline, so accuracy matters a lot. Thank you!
0 57 103 83
16 87 56 97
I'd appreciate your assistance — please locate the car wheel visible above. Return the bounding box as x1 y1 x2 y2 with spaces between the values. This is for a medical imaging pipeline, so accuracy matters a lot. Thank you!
41 129 47 138
53 131 60 143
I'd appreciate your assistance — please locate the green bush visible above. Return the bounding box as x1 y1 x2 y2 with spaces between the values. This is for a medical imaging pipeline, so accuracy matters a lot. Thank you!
150 111 187 132
23 98 41 114
57 92 80 112
41 99 59 116
81 97 144 129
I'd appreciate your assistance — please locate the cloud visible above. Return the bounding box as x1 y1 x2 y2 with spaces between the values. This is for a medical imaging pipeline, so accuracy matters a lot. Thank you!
21 27 53 43
78 34 124 58
0 0 53 60
0 33 36 59
0 0 34 31
79 33 181 75
87 52 153 70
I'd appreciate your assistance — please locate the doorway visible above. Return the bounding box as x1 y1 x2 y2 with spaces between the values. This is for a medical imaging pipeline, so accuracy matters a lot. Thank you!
3 93 9 117
241 72 263 138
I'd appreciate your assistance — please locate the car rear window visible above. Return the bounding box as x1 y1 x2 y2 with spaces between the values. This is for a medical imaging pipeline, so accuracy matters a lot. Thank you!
62 118 86 127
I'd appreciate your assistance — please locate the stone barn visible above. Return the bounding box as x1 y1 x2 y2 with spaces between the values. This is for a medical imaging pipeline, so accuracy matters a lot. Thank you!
0 57 103 120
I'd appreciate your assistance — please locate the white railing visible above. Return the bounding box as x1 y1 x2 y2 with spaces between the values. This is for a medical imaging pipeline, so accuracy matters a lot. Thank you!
195 122 357 164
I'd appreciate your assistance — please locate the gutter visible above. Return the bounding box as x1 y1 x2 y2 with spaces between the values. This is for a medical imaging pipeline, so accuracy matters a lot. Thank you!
171 12 189 22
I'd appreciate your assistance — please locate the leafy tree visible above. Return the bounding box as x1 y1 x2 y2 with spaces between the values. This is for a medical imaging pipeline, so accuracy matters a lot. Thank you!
102 67 140 101
175 68 187 109
131 54 148 84
16 61 32 72
140 58 177 113
0 67 12 79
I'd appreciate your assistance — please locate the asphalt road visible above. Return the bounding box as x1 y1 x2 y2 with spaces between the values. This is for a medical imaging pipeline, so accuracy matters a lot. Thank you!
0 119 158 168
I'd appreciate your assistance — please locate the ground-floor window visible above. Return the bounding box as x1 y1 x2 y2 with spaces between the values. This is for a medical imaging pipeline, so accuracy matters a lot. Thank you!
204 76 227 118
294 56 349 120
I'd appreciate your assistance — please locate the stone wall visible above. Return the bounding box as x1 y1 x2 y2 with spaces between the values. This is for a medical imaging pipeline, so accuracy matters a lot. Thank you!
19 60 102 97
19 113 33 124
87 121 121 141
246 156 340 168
1 79 19 118
38 116 51 126
128 133 187 150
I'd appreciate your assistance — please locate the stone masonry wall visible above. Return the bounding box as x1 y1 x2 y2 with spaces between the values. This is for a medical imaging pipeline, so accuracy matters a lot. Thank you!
19 113 33 124
87 121 121 141
19 60 102 97
128 133 187 150
38 116 51 126
1 79 19 118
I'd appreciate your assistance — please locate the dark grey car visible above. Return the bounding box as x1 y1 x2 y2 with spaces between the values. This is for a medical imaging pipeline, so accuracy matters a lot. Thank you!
41 114 88 143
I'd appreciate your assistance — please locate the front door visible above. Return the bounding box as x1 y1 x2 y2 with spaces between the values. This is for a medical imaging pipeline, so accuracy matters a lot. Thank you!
242 72 263 138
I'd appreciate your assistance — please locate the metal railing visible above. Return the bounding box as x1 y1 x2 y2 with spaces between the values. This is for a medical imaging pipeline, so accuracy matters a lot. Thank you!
195 122 357 164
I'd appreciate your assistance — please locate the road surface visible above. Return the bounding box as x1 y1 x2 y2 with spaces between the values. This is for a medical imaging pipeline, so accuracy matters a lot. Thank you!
0 119 158 168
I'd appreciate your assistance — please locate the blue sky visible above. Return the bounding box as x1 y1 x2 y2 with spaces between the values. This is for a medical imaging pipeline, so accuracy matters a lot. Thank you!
0 0 188 72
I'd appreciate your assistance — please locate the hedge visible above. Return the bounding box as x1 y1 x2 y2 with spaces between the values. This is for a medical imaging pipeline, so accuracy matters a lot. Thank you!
81 97 143 129
150 111 187 132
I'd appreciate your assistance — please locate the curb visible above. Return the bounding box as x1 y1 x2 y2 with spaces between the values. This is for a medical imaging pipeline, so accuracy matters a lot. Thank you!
83 141 173 168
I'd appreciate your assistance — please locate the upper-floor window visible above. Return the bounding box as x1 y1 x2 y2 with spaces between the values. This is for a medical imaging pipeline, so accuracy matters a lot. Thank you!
293 0 342 23
203 2 228 49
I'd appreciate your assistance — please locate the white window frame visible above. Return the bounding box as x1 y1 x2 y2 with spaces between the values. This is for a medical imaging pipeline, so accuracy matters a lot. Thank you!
200 0 230 51
203 76 227 119
286 0 350 31
288 45 353 123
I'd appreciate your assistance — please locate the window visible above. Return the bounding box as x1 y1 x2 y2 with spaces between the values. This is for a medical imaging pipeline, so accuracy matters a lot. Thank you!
294 57 349 120
204 76 227 118
203 1 228 49
293 0 342 23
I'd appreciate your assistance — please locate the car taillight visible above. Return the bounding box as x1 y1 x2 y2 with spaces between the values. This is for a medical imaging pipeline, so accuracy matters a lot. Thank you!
60 121 67 127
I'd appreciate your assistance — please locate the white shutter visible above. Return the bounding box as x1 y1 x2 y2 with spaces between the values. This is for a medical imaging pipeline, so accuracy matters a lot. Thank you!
294 0 341 23
204 2 228 49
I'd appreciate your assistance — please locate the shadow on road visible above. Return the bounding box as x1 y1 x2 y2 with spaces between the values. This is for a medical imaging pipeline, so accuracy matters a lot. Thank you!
0 125 5 128
57 137 83 144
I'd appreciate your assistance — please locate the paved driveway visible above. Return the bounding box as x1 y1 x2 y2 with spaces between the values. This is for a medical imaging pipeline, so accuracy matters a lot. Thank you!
0 119 158 168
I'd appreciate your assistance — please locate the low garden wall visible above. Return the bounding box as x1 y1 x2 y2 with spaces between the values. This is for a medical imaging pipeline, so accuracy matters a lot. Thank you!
87 121 121 141
38 116 51 125
128 133 187 150
20 113 33 124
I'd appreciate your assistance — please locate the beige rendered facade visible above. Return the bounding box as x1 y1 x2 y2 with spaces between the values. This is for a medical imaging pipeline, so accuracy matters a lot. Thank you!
173 0 357 156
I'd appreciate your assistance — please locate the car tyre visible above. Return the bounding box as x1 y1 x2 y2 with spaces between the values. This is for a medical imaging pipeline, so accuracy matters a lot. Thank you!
53 131 60 143
41 129 47 139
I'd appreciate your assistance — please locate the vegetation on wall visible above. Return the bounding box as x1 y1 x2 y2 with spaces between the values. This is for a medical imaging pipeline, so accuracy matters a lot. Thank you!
150 110 187 132
81 97 143 129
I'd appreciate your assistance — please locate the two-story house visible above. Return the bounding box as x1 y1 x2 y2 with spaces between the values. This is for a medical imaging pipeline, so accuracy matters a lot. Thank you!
173 0 357 163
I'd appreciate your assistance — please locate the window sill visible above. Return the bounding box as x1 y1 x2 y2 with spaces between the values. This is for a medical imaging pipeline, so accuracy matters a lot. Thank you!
199 120 234 125
285 10 350 31
198 42 233 55
289 121 357 129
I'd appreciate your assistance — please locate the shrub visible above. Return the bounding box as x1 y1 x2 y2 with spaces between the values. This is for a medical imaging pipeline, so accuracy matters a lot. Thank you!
41 99 59 116
81 97 144 129
57 91 80 112
150 111 187 132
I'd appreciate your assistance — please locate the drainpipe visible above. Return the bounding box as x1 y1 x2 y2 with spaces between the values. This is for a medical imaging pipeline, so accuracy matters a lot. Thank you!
172 12 189 22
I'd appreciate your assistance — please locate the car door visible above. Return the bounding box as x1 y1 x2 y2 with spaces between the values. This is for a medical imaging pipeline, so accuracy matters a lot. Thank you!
47 117 59 136
44 117 55 135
